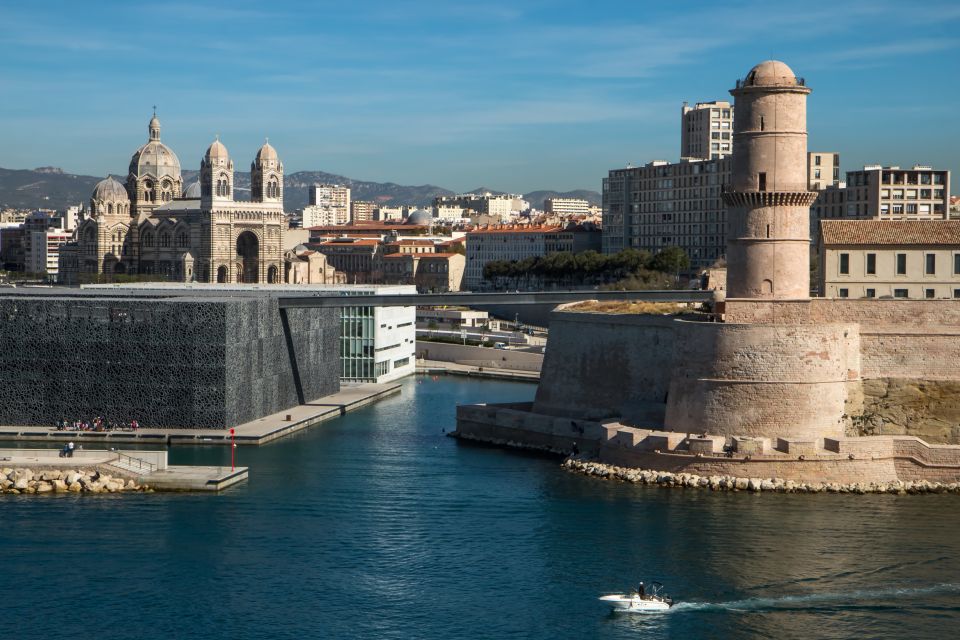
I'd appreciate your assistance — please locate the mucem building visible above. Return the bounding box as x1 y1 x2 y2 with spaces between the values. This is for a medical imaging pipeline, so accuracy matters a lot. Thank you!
0 289 340 429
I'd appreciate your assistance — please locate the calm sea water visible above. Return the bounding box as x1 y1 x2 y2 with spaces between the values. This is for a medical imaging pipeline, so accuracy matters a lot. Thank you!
3 376 958 640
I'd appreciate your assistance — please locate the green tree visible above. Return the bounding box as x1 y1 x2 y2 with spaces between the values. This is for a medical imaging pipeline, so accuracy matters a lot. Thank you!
650 246 690 274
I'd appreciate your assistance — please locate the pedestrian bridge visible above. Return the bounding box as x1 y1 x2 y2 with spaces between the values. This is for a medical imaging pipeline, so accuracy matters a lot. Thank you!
276 289 714 308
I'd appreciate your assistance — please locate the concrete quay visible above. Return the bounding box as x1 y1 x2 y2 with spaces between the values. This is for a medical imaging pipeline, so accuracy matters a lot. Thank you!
0 382 401 447
0 448 247 492
417 360 540 383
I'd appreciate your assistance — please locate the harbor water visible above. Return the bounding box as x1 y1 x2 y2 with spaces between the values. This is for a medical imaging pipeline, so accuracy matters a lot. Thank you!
3 376 958 639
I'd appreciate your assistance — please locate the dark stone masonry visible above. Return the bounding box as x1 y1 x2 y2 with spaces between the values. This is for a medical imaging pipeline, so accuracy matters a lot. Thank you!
0 293 340 429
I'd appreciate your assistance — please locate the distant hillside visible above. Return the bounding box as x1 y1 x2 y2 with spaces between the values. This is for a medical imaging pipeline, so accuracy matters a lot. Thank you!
0 167 99 209
0 165 600 211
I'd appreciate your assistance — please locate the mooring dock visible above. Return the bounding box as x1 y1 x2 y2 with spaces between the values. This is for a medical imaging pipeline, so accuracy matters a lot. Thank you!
0 448 248 492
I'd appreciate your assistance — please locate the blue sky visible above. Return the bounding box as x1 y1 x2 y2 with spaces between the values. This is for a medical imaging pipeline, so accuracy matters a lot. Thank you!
1 0 958 193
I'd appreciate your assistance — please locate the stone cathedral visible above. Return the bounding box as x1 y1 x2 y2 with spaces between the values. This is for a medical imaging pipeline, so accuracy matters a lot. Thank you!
60 114 286 284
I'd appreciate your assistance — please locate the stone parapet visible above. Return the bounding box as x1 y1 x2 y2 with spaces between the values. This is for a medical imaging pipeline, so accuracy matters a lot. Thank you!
454 404 960 486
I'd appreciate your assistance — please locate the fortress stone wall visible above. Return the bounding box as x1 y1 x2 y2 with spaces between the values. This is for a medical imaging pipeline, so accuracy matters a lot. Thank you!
664 320 860 440
533 312 676 424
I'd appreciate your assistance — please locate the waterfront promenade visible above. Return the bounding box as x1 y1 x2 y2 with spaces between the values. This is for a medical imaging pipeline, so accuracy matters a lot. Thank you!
0 382 400 447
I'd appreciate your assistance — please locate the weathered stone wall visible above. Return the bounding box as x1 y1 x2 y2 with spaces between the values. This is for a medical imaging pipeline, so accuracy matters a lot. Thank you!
0 296 339 429
723 299 960 386
664 320 860 439
855 378 960 444
532 312 676 423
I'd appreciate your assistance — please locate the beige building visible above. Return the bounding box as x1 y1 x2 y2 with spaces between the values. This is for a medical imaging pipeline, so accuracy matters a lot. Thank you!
807 152 840 190
602 157 730 268
61 115 287 284
283 246 346 285
680 100 733 160
350 200 375 223
382 252 465 292
844 165 949 220
819 219 960 299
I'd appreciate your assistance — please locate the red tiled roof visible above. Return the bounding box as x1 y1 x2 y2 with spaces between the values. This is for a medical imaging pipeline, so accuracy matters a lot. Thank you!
420 252 460 259
317 239 380 246
466 225 563 234
820 220 960 245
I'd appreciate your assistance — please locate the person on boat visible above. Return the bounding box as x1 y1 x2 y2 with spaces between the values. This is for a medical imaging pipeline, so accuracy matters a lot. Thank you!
637 582 645 598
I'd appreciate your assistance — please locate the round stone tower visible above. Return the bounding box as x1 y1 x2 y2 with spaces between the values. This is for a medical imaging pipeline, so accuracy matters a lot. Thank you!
723 60 817 299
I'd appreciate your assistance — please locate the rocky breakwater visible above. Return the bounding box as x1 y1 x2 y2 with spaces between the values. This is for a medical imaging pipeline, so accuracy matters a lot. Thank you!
563 458 960 495
0 467 151 495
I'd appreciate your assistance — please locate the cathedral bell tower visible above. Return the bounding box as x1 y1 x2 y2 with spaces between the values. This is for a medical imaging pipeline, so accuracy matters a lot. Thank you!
723 60 817 299
251 140 283 204
200 137 233 206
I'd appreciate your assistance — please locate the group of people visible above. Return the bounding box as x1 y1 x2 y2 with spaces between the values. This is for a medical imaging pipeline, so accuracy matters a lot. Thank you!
58 441 81 457
55 418 140 432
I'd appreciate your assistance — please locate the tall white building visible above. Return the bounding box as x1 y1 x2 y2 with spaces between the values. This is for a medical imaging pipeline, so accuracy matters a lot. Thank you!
304 184 351 226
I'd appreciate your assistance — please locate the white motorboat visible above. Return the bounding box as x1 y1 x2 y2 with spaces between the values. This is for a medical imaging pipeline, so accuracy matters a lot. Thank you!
600 582 674 613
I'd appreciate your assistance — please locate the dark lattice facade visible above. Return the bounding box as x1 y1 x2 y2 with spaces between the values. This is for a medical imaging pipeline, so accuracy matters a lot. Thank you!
0 295 339 429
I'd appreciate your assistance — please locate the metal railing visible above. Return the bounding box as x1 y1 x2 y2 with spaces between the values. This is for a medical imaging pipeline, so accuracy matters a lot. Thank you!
111 451 156 474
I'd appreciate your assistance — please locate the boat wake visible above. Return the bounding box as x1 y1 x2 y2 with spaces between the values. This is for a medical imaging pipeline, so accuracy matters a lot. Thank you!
669 583 960 614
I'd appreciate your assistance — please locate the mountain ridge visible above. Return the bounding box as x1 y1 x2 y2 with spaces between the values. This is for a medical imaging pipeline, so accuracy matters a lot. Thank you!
0 166 601 211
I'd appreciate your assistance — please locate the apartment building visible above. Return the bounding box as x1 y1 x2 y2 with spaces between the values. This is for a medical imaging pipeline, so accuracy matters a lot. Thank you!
434 193 526 218
543 197 591 216
819 219 960 299
844 165 949 220
602 158 730 268
680 101 733 160
350 200 375 223
808 152 841 190
304 184 351 226
464 224 601 290
27 230 73 280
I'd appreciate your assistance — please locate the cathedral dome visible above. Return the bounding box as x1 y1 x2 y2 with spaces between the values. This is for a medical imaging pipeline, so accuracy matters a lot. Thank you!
406 209 433 225
205 138 230 162
183 181 201 198
92 176 129 202
255 141 278 163
128 114 181 182
743 60 800 87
